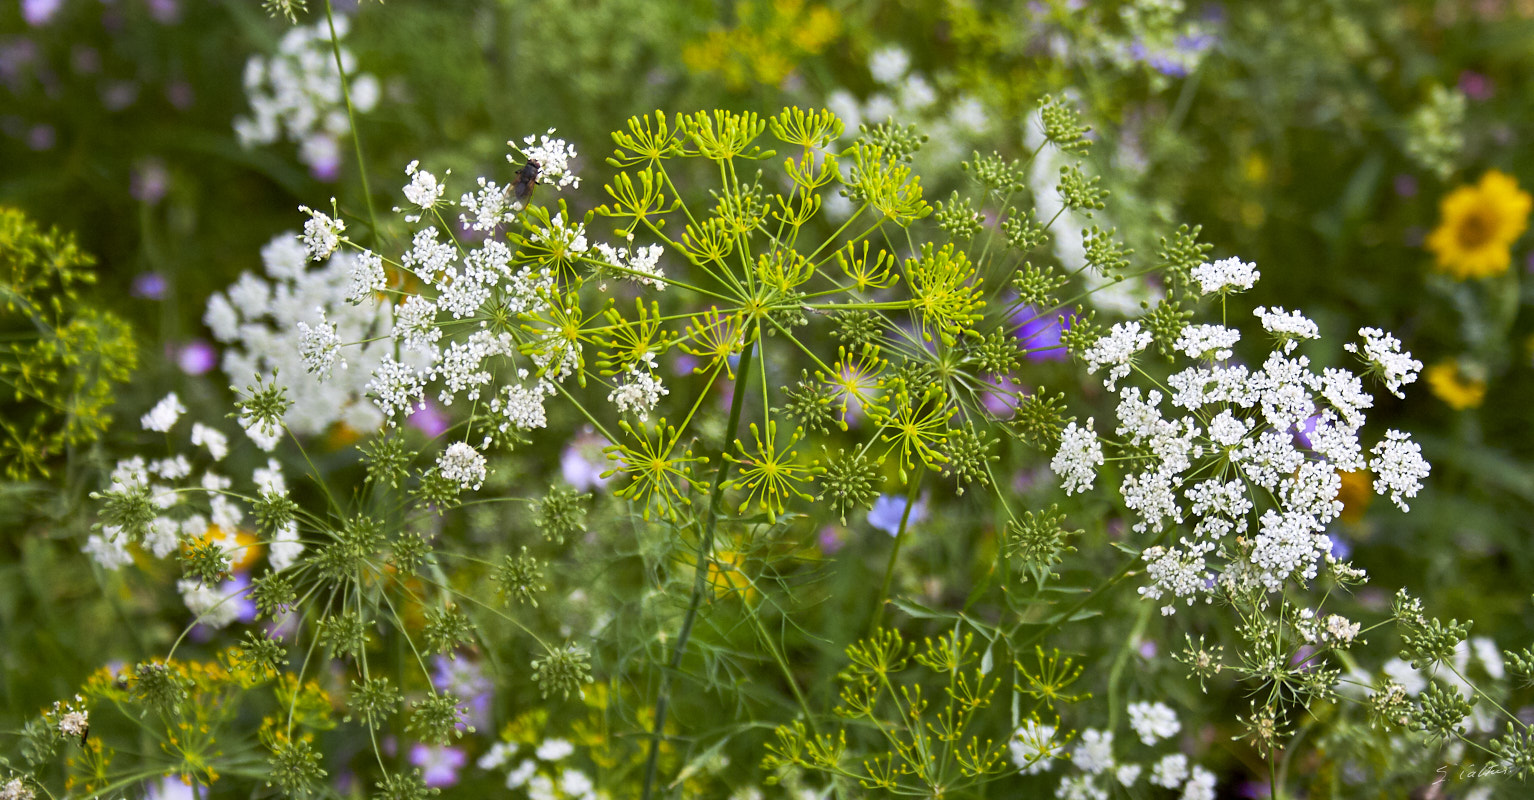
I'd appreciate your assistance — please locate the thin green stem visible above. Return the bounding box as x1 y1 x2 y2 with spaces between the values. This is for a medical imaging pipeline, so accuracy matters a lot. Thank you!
323 0 379 241
868 466 925 635
640 338 756 800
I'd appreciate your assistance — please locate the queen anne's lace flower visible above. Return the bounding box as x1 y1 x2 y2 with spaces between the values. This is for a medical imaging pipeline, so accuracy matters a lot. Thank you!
402 160 446 213
515 129 580 190
1345 327 1423 398
1051 419 1104 495
595 242 667 291
1254 306 1319 352
1174 324 1240 362
297 310 343 378
233 17 379 176
608 357 669 420
1149 753 1188 788
1084 322 1152 391
83 530 133 571
1368 430 1430 511
208 233 396 437
438 442 488 491
298 204 345 261
1127 701 1181 745
141 392 186 432
1070 729 1114 775
346 250 387 304
1067 266 1429 614
1190 257 1259 295
460 177 519 231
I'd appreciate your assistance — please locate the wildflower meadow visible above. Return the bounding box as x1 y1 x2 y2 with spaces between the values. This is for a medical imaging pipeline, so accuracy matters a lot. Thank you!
5 1 1534 799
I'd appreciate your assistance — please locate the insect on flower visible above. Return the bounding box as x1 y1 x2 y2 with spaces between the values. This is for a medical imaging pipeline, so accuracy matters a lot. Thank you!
511 159 541 203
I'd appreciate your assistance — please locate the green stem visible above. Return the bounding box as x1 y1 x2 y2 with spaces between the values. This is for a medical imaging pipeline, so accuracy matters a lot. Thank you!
868 466 925 635
640 338 756 800
323 0 379 241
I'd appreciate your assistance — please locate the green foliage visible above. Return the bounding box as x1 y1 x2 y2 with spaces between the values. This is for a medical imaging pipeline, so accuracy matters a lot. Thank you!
0 208 136 480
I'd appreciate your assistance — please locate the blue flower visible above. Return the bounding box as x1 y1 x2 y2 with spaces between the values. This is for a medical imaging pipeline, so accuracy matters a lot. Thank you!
867 493 929 536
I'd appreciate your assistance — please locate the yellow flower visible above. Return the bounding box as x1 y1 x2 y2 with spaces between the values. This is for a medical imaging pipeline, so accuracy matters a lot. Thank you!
1425 360 1486 410
1337 470 1373 525
1426 169 1532 279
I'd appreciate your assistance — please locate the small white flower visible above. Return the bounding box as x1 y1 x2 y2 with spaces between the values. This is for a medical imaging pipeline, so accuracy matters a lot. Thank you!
269 521 304 571
514 128 580 190
297 309 343 378
1190 256 1259 295
368 358 427 420
401 160 446 212
1368 429 1430 511
57 709 88 740
608 360 669 420
1181 766 1216 800
346 250 387 304
141 392 187 432
437 442 488 491
535 738 575 762
1254 306 1319 352
1127 701 1181 745
298 203 345 261
190 423 230 461
1083 322 1152 391
1 777 35 800
505 759 537 790
595 242 667 291
868 46 910 85
1150 753 1188 788
1345 327 1422 398
83 531 133 571
150 455 192 480
178 578 242 629
1174 323 1240 362
478 741 518 771
1051 418 1104 495
1070 729 1114 775
460 177 519 231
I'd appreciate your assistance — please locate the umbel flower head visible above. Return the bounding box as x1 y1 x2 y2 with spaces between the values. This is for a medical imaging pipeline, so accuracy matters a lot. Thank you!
1425 168 1531 280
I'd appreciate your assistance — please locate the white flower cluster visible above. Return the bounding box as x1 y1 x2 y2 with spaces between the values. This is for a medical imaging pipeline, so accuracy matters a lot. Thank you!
438 442 488 491
206 232 398 441
1345 327 1423 398
594 241 667 291
1051 271 1431 614
1189 257 1259 295
607 354 669 420
233 16 380 175
1083 322 1152 391
479 735 597 799
1 778 34 800
1024 720 1215 800
140 392 186 432
514 128 580 191
1052 419 1104 496
1126 701 1180 745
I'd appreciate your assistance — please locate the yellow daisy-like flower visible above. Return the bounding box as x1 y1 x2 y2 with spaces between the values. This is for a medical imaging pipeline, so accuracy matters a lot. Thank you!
1426 169 1532 279
1425 360 1487 410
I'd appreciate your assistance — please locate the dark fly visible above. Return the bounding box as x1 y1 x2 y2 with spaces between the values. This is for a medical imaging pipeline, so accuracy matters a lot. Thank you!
512 159 541 203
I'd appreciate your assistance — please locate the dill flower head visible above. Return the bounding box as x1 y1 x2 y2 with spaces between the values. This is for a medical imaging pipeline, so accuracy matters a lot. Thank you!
1426 169 1531 280
1424 359 1487 410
